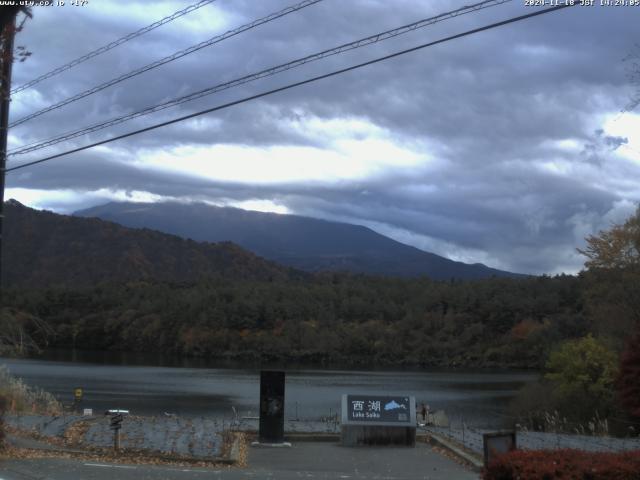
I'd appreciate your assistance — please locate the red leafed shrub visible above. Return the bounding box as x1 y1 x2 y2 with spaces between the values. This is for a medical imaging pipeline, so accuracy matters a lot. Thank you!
617 331 640 418
482 449 640 480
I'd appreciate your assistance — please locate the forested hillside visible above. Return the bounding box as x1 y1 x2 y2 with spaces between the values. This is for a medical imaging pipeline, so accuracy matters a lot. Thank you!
2 200 298 287
2 200 637 371
3 274 586 368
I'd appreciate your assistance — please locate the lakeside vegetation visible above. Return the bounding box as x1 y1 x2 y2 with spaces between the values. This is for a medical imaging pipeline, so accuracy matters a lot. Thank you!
0 366 62 450
4 274 583 368
0 367 61 416
509 207 640 431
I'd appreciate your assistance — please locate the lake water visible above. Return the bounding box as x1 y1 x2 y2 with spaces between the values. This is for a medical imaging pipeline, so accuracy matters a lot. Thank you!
0 350 538 428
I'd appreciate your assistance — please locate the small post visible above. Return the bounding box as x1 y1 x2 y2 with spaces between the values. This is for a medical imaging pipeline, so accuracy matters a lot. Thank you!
73 387 83 413
462 416 465 446
108 411 124 453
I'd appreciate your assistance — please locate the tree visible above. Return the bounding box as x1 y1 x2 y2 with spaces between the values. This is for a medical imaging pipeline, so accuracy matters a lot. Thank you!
578 206 640 270
617 331 640 418
544 335 618 419
0 307 53 356
578 207 640 346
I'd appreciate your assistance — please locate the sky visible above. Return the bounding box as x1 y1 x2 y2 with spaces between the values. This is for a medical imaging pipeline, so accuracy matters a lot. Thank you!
5 0 640 275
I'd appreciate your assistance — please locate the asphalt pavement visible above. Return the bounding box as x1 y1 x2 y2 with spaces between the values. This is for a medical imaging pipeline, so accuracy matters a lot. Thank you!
0 441 478 479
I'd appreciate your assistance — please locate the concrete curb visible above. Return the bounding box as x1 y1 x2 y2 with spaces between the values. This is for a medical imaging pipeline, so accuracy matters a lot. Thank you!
285 433 340 442
251 441 292 448
419 432 484 472
241 431 340 443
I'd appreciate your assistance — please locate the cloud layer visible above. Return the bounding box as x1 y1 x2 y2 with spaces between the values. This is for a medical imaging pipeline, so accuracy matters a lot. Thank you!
6 0 640 274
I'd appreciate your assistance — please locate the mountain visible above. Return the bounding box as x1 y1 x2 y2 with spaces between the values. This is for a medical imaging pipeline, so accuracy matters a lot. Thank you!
75 201 522 280
2 200 296 287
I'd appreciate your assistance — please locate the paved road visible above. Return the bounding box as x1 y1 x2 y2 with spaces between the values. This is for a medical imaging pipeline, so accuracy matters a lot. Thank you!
0 442 478 479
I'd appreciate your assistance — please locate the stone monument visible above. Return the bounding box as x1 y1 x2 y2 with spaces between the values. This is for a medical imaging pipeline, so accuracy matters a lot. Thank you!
256 370 288 446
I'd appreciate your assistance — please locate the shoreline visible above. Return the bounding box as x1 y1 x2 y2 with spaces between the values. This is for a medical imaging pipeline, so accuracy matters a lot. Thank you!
2 349 544 372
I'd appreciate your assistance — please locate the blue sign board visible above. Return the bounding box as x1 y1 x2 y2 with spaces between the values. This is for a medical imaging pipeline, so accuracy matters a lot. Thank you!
345 395 413 424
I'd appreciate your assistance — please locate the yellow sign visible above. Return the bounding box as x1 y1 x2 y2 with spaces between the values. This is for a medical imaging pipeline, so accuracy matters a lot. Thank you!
74 388 83 399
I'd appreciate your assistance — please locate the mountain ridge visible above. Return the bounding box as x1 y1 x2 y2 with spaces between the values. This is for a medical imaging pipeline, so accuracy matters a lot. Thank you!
75 201 523 280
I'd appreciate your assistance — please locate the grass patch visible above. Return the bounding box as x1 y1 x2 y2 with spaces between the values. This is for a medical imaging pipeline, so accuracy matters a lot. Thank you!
0 365 62 415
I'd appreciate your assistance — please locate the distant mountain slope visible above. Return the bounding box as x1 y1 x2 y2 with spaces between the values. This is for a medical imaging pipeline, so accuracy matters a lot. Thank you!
2 200 296 287
76 201 522 280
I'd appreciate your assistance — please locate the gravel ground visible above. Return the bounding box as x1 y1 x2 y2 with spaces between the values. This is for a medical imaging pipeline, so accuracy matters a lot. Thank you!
7 414 84 437
11 412 638 462
6 414 224 458
6 413 341 458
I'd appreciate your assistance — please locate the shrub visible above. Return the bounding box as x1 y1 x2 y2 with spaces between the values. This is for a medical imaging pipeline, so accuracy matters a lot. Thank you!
482 449 640 480
0 395 5 450
0 366 61 415
544 335 618 420
617 331 640 418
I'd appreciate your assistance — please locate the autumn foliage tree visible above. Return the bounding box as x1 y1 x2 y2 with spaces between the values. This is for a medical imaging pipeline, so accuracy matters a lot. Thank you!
578 206 640 347
578 206 640 421
578 206 640 270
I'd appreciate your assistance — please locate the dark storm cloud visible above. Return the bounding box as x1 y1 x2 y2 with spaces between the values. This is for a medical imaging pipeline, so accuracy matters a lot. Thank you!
6 0 640 274
9 2 628 151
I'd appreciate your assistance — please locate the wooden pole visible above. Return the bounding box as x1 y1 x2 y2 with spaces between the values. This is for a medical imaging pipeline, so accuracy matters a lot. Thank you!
114 427 120 452
0 10 17 301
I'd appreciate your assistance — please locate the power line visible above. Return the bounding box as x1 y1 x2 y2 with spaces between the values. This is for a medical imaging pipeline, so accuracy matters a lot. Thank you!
5 3 576 174
8 0 512 156
10 0 324 128
10 0 217 95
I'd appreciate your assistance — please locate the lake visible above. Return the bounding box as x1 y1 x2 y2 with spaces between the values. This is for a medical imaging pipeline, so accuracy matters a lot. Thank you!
0 350 538 428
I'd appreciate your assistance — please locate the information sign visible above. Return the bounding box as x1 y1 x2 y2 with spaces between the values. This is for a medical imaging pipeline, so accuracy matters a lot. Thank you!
109 413 124 430
340 394 416 446
483 431 516 465
345 395 412 423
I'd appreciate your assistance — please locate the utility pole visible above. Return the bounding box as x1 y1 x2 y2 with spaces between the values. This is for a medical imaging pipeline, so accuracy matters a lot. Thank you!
0 9 18 301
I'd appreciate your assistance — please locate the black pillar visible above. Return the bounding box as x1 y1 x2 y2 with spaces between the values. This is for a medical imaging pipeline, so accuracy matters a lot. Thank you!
259 370 285 443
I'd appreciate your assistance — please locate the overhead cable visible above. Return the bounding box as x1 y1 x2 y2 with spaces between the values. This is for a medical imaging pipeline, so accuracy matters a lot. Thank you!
10 0 324 127
11 0 217 94
9 0 511 156
5 3 576 173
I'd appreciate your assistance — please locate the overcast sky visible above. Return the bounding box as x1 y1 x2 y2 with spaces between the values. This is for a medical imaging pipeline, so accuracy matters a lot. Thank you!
5 0 640 275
